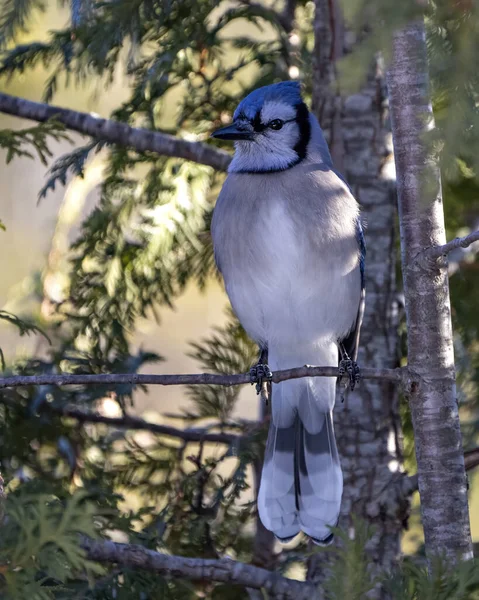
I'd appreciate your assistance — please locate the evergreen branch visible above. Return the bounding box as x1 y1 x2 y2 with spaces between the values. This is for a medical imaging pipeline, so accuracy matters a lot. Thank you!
80 538 315 599
0 310 50 342
0 364 405 390
0 119 71 164
235 0 294 32
0 0 45 49
423 230 479 261
0 92 232 171
44 405 238 445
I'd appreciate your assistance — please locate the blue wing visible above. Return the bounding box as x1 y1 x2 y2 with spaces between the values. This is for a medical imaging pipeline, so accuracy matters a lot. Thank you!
340 218 365 361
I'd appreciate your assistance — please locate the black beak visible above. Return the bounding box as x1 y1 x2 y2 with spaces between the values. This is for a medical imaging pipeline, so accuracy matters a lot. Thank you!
211 123 254 141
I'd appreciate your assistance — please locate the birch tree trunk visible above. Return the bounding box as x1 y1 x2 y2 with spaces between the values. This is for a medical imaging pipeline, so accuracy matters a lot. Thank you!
387 20 473 562
308 0 405 582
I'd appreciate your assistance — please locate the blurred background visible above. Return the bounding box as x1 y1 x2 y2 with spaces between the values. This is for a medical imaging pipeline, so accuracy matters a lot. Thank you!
0 0 478 596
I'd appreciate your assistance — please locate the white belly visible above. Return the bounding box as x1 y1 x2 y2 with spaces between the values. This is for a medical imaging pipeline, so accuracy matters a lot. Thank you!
223 198 361 350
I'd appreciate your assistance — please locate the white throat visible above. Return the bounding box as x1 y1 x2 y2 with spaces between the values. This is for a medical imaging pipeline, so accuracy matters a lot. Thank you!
228 138 299 173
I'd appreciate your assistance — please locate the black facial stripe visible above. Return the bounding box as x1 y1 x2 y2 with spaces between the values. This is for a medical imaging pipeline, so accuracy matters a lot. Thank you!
252 110 266 132
293 102 311 160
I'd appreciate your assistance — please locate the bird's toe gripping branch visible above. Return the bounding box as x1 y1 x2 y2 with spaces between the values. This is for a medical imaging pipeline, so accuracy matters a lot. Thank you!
250 363 273 396
338 345 360 391
339 359 360 390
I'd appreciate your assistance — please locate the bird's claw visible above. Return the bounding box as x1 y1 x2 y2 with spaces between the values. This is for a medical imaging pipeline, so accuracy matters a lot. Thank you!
250 363 273 395
339 358 360 391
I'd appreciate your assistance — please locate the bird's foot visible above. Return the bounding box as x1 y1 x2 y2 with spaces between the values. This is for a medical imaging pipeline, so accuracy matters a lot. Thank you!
339 358 360 391
250 363 273 396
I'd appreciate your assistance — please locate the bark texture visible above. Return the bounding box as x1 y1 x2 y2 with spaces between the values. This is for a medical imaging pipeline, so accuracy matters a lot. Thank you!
424 229 479 262
388 20 473 562
308 0 405 582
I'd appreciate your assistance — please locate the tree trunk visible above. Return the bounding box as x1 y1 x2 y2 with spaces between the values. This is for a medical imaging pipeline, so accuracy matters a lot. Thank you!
308 0 405 582
387 20 473 563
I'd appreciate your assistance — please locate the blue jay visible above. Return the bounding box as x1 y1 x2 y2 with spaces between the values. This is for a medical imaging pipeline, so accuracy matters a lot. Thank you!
210 81 365 544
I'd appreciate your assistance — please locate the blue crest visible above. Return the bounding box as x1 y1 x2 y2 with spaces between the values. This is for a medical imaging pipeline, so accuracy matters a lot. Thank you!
234 81 303 121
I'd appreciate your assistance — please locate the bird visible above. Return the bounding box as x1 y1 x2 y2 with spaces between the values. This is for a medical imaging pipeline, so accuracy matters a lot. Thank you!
210 81 365 544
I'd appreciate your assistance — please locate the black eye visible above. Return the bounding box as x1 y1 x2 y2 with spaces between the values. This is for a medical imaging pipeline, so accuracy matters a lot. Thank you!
269 119 284 130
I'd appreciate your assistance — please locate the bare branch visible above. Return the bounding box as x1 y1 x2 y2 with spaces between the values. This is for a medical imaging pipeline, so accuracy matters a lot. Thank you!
465 446 479 472
47 405 239 445
0 364 405 391
422 230 479 262
80 538 315 599
0 92 231 171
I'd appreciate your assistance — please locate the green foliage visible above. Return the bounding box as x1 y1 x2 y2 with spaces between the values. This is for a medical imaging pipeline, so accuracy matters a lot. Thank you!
311 520 479 600
0 310 50 341
320 518 378 599
0 310 50 369
0 488 104 598
384 555 479 600
0 0 477 597
0 120 71 165
66 159 214 359
186 309 258 421
38 141 103 200
0 0 45 49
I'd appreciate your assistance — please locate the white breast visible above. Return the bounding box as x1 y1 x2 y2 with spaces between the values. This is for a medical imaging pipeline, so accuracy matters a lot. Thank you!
222 197 360 352
212 166 362 354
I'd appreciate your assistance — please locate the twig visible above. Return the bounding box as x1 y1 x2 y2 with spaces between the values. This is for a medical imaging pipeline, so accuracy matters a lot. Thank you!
464 446 479 472
0 92 231 172
421 230 479 262
0 365 405 390
80 538 315 599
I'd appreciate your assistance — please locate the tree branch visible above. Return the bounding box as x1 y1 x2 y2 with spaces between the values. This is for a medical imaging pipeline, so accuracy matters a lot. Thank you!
80 538 315 599
0 364 405 390
464 446 479 472
46 405 239 445
0 92 232 171
422 230 479 262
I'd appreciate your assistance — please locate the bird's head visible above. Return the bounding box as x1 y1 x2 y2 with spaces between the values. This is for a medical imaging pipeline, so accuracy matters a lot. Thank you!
211 81 311 174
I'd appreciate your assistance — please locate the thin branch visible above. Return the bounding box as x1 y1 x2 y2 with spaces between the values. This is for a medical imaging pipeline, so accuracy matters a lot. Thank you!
421 230 479 263
465 446 479 472
46 405 239 445
0 92 231 171
80 538 315 599
0 364 405 390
